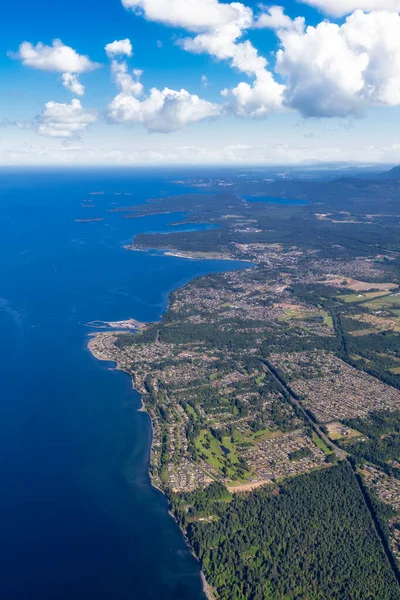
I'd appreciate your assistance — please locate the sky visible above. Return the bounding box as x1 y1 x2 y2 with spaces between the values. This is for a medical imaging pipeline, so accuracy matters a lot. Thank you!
2 0 400 166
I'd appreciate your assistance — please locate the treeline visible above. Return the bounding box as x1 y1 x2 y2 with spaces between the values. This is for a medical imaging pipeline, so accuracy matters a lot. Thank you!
344 410 400 437
172 463 399 600
260 328 338 356
158 322 260 349
346 434 400 479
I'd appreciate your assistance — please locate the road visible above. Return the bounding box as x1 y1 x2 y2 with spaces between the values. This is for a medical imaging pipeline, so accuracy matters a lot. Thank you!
264 359 400 584
264 359 348 460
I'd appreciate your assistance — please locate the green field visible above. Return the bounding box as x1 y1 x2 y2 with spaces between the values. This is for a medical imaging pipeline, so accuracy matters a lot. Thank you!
185 403 197 418
365 293 400 310
341 291 390 303
195 425 286 481
312 432 332 455
195 430 251 481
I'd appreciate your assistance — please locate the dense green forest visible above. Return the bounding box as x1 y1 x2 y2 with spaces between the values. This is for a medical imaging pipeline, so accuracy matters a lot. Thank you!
171 464 399 600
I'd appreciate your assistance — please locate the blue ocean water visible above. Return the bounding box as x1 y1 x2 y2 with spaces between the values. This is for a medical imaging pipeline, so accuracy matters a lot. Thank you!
0 169 247 600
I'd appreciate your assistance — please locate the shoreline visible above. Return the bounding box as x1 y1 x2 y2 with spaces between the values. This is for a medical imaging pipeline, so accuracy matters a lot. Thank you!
86 246 254 600
87 332 216 600
124 243 254 264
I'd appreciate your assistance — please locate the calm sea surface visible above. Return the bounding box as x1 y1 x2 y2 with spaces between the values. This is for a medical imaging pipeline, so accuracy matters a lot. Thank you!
0 169 247 600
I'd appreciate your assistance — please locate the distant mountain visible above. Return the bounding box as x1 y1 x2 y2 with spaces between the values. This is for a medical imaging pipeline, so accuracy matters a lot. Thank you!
332 165 400 183
375 165 400 179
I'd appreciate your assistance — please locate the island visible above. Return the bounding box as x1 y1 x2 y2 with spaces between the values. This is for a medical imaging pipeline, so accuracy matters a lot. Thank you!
90 168 400 599
74 218 104 223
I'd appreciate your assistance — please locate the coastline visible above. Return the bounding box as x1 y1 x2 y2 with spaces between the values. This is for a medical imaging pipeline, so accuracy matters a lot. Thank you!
87 333 147 412
85 245 253 600
87 332 216 600
124 243 253 264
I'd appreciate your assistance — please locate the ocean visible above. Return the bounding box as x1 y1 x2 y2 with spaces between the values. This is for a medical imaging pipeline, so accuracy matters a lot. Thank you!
0 168 247 600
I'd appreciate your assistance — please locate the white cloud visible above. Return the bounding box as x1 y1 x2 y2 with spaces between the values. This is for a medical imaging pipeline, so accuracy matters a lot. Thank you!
201 74 208 87
121 0 250 32
120 0 400 122
111 60 144 96
120 0 274 80
106 36 223 132
105 39 133 57
62 73 85 96
181 29 265 77
254 6 305 32
122 0 284 118
276 10 400 117
3 138 397 166
125 0 261 76
300 0 400 17
37 99 96 138
108 87 222 132
11 39 99 73
222 72 284 116
10 40 99 97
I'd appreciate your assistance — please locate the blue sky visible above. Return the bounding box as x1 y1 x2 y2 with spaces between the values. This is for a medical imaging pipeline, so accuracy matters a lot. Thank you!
2 0 400 166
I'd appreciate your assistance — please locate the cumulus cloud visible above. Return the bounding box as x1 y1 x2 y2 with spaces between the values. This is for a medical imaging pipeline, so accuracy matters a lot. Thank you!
122 0 284 118
10 39 99 97
108 87 222 132
222 72 284 117
254 6 305 32
276 10 400 117
105 38 133 57
181 28 265 77
118 0 400 121
124 0 258 75
10 39 99 73
111 60 144 96
37 99 96 138
106 33 223 132
300 0 400 17
121 0 249 31
62 73 85 96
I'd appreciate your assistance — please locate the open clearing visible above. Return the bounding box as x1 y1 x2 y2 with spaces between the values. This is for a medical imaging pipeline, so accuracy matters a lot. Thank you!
365 293 400 311
322 276 398 292
326 422 362 441
348 313 400 334
342 291 391 303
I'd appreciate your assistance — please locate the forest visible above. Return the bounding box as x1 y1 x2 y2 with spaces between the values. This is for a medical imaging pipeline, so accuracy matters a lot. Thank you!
171 464 399 600
108 168 400 596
